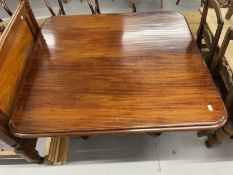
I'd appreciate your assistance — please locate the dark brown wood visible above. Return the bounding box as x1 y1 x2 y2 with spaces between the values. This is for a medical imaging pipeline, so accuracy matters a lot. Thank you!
86 0 101 14
176 0 181 5
225 2 233 19
1 0 13 16
44 0 56 16
58 0 66 15
210 27 233 76
0 0 42 163
131 0 136 12
94 0 100 14
196 0 224 66
205 119 233 147
8 12 227 138
199 27 233 147
43 0 66 16
87 0 95 14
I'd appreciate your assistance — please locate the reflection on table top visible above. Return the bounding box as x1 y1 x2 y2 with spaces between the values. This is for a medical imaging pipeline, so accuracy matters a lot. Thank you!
10 12 227 138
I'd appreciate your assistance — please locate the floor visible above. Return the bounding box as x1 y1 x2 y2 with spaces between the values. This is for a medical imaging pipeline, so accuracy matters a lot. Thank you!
1 0 233 174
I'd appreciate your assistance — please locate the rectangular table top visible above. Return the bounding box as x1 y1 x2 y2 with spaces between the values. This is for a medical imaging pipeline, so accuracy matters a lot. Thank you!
10 12 227 138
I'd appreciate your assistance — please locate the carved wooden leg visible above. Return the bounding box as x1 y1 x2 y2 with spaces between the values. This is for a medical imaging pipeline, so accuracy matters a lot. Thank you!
14 139 44 163
225 3 233 20
0 125 43 163
205 119 233 148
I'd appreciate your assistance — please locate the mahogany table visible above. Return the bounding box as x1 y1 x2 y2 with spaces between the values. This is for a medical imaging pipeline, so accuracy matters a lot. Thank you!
9 12 227 138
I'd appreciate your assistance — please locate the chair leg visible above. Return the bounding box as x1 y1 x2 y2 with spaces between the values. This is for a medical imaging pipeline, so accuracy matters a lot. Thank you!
95 0 101 14
44 0 56 16
131 0 136 13
1 0 13 16
58 0 66 15
176 0 181 5
87 0 95 14
160 0 163 8
14 139 44 163
205 119 233 148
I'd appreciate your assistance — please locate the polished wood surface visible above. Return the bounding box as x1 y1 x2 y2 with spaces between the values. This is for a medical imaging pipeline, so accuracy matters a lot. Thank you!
0 0 39 117
0 0 42 163
10 12 227 138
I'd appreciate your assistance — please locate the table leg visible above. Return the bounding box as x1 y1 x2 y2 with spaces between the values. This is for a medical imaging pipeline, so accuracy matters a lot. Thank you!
205 119 233 147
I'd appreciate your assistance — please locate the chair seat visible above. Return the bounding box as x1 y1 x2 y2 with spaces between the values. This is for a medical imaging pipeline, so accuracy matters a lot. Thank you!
9 12 227 138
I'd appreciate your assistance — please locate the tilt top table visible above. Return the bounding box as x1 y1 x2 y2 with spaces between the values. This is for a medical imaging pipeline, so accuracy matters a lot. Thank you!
8 12 227 138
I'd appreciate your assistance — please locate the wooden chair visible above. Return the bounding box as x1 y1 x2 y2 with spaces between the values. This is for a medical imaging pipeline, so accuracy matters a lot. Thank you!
199 27 233 147
196 0 224 66
0 0 68 163
86 0 136 14
0 0 43 163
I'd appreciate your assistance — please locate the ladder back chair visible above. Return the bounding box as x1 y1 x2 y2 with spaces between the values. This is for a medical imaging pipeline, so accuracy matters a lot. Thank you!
202 27 233 147
85 0 164 14
196 0 224 66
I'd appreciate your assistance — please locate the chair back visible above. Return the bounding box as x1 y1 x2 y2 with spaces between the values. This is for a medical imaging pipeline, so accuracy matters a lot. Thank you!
0 0 39 131
211 27 233 109
197 0 224 66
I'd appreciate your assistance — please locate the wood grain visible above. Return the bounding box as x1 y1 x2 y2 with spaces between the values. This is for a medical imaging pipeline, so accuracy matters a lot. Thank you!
0 0 43 163
10 12 227 138
0 0 39 116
